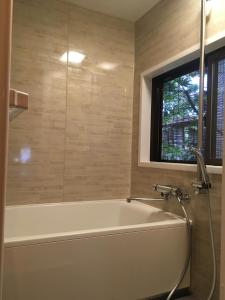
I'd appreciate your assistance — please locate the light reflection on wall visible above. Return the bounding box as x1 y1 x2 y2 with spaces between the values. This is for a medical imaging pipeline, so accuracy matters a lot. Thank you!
210 0 225 22
206 0 213 16
97 62 118 71
60 51 86 64
14 147 31 164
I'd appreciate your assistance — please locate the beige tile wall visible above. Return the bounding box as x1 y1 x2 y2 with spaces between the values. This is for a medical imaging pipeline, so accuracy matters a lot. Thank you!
7 0 134 204
132 0 225 299
7 0 225 299
64 6 134 201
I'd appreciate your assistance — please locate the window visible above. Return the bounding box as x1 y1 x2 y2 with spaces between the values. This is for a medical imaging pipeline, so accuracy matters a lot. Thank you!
151 47 225 166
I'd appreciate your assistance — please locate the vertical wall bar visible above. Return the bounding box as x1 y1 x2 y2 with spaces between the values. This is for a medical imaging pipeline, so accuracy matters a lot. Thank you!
0 0 12 298
197 0 206 180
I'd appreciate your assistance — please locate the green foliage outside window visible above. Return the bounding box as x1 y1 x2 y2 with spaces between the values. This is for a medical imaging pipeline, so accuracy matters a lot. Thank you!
161 71 201 161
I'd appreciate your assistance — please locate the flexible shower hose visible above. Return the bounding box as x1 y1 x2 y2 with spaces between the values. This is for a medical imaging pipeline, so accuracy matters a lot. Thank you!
206 190 216 300
166 191 216 300
166 196 192 300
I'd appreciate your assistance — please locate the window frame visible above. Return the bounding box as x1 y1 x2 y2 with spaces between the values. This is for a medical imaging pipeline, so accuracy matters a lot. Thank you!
150 47 225 166
205 47 225 166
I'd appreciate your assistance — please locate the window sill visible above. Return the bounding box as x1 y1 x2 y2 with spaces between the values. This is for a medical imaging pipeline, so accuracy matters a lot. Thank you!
138 161 222 175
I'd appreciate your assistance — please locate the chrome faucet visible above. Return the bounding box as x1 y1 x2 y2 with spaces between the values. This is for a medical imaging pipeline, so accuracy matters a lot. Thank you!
127 184 190 203
153 184 180 199
153 184 190 201
190 147 211 191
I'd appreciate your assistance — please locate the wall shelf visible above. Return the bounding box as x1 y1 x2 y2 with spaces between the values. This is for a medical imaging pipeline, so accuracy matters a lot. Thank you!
9 89 28 121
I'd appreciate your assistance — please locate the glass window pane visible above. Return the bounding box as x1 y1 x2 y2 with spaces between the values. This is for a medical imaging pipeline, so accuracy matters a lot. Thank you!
161 71 207 161
216 58 225 159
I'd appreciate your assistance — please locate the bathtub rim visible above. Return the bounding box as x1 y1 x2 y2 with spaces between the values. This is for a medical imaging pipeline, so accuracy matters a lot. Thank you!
4 199 187 248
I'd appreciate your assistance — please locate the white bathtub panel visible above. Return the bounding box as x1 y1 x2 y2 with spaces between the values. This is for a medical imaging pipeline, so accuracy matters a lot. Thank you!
3 227 189 300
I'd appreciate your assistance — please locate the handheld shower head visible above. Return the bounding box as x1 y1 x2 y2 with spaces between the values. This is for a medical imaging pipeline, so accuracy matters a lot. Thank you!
190 147 211 189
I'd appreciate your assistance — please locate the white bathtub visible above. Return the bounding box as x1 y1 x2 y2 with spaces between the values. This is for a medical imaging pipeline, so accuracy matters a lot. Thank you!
3 199 190 300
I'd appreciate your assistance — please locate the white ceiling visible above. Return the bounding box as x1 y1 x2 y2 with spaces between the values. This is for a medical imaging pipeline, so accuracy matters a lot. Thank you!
66 0 161 22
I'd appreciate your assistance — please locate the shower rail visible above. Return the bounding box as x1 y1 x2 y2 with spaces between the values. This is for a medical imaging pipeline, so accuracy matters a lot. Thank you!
193 1 216 300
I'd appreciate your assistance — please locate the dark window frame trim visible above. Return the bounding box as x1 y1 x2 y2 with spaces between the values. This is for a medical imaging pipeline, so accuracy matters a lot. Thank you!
151 47 225 166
